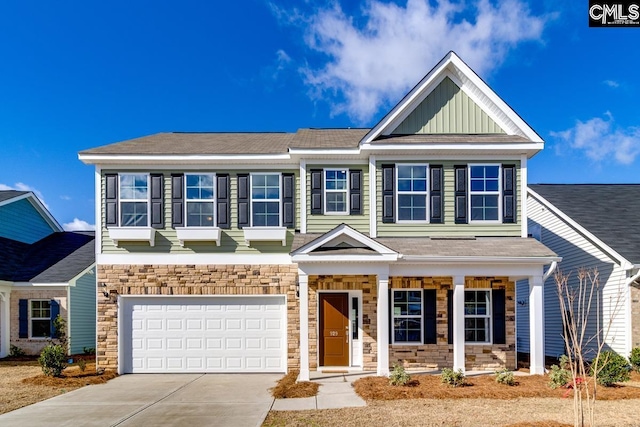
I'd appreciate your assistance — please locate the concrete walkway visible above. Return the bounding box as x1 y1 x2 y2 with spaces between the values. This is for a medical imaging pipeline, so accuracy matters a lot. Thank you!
271 371 370 411
0 373 280 427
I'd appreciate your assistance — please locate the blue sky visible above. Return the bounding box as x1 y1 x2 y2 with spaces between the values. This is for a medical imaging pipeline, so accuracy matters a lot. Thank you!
0 0 638 230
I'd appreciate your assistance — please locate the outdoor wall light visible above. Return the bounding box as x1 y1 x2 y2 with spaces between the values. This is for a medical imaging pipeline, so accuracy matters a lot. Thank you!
295 281 300 298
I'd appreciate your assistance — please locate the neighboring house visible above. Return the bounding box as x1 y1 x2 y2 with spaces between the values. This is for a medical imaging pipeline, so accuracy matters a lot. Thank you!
517 184 640 360
0 190 96 357
79 51 558 379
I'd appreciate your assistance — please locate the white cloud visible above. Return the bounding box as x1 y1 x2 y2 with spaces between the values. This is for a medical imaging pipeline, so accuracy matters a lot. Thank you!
0 182 49 208
278 0 549 123
60 195 72 201
63 218 96 231
551 113 640 165
603 79 620 88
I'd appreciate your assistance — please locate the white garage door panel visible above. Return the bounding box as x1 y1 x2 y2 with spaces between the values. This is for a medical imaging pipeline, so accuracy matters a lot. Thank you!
122 296 286 373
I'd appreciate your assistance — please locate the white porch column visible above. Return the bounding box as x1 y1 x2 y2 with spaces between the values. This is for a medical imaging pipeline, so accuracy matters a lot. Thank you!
376 273 389 376
298 272 310 381
0 288 10 358
299 160 307 234
529 275 545 375
453 276 465 372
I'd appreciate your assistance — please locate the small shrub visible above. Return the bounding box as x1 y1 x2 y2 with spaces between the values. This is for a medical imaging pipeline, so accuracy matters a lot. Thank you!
389 363 411 386
495 369 516 386
83 347 96 355
38 344 67 377
591 351 631 387
441 367 466 387
77 358 87 372
52 315 67 347
549 355 571 389
9 344 26 358
630 347 640 373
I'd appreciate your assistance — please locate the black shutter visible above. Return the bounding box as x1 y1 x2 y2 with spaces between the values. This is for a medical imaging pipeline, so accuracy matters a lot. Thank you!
349 169 362 215
171 174 184 228
382 164 395 223
310 169 323 215
454 165 467 224
492 289 506 344
217 174 230 229
19 299 28 338
447 290 453 344
502 165 516 224
150 174 164 229
430 165 443 223
389 289 393 343
105 174 118 227
50 300 60 338
282 173 295 228
423 289 437 344
237 174 250 228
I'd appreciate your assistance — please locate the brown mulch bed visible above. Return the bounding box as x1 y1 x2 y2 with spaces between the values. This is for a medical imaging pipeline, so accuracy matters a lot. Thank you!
271 370 319 398
22 363 117 387
353 371 640 401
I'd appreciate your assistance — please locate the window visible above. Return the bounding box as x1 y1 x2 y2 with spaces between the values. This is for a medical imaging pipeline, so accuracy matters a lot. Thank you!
469 165 500 222
397 165 428 222
30 300 51 338
392 290 422 343
185 174 215 227
324 169 348 214
251 173 281 227
464 290 491 343
119 173 149 226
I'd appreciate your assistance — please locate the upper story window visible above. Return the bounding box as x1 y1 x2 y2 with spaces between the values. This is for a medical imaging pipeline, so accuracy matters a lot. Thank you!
396 165 428 222
324 169 348 214
185 174 215 227
119 174 149 227
469 165 500 222
251 173 281 227
464 290 491 343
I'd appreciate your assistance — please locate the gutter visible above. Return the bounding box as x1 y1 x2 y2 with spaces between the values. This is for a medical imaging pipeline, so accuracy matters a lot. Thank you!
625 270 640 287
542 261 558 282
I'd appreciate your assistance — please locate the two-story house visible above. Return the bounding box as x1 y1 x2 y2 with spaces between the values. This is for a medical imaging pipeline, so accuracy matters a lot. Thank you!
79 51 558 380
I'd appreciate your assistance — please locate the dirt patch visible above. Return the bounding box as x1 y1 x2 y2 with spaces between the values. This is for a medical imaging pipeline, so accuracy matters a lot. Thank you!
0 358 116 415
271 370 319 399
353 371 640 401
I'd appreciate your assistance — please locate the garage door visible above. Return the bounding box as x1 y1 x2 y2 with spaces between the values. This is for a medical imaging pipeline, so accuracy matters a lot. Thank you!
120 296 286 373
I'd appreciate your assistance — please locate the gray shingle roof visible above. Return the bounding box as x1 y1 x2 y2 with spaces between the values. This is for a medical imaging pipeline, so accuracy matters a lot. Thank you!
292 233 556 259
289 128 369 149
530 184 640 265
0 232 95 282
0 190 28 203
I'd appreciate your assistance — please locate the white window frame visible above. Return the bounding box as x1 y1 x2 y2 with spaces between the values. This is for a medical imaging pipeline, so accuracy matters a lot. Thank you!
323 168 349 215
391 289 423 345
464 289 492 344
395 164 429 223
184 173 217 227
29 299 51 339
250 172 282 227
118 173 150 227
468 164 502 224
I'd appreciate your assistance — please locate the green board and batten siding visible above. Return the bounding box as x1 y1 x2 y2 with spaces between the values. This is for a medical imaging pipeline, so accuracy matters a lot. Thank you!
0 198 56 244
69 267 97 354
392 77 505 135
100 171 299 254
305 165 369 234
376 161 521 237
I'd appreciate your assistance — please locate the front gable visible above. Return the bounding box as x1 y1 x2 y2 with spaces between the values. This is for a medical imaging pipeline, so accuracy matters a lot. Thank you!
0 193 62 244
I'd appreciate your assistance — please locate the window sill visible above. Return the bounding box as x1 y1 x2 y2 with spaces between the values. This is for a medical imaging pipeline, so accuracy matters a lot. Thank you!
175 227 221 247
243 227 287 246
108 227 155 247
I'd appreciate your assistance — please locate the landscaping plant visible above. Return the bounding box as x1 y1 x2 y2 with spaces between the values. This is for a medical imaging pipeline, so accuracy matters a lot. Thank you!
440 368 466 387
389 363 411 386
38 344 68 377
591 351 630 386
494 369 516 386
548 355 572 389
629 347 640 373
9 344 26 358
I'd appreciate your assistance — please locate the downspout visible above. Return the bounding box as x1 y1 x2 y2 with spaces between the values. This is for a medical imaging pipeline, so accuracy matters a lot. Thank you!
624 270 640 358
542 261 558 283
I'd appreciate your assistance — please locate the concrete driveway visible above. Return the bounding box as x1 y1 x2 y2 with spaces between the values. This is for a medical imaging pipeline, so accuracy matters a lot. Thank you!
0 373 280 427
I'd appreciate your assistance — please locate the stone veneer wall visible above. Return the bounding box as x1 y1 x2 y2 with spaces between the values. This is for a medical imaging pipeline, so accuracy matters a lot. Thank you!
97 264 298 372
388 276 516 371
632 283 640 348
308 275 377 370
10 290 68 355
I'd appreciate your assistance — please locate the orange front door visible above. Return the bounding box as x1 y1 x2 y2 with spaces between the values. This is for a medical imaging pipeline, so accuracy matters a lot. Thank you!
319 293 350 366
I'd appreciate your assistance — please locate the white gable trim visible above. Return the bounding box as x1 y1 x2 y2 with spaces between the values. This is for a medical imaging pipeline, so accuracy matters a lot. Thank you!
362 51 543 144
291 224 398 258
0 192 63 232
528 188 633 269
